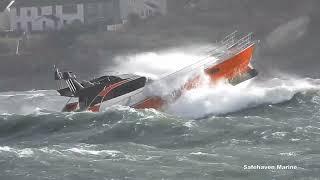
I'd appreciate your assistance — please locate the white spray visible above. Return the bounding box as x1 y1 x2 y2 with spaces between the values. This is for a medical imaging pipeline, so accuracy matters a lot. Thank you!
167 77 320 118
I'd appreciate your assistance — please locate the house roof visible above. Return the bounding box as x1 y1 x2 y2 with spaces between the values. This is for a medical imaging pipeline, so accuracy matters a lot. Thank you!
12 0 113 7
144 2 159 9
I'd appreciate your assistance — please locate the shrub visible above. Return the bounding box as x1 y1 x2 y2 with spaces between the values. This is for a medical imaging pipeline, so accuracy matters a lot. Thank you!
127 13 142 27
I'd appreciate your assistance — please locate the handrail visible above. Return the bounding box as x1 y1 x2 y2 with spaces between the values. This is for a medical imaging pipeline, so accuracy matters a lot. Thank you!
221 30 238 49
221 30 237 44
204 30 237 54
161 32 254 81
156 31 241 82
235 32 253 50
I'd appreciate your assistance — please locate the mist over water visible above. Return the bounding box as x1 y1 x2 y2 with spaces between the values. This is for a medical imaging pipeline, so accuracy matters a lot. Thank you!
265 16 310 50
103 45 216 79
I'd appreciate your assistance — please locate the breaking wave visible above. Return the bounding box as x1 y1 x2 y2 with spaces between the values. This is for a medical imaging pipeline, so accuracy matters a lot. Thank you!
0 81 319 148
1 78 320 180
1 77 320 119
105 46 217 79
167 77 320 118
94 50 319 118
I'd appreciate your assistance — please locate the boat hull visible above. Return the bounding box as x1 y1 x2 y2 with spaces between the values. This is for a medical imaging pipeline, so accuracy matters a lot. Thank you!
60 32 258 113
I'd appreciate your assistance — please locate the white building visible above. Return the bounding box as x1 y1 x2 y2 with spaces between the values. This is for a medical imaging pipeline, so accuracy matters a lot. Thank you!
9 0 84 32
120 0 167 20
9 0 167 33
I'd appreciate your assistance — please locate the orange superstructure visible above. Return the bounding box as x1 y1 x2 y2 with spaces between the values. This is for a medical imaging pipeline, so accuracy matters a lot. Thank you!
206 44 254 81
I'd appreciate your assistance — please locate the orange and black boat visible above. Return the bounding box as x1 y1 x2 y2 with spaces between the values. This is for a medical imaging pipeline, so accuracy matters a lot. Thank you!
54 31 258 112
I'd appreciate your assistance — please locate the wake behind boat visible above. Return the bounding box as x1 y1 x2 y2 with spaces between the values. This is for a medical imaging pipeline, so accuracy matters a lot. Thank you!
54 31 259 112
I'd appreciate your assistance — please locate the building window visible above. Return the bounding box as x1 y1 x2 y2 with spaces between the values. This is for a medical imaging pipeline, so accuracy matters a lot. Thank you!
27 9 31 17
52 5 56 15
16 7 20 16
17 22 21 31
27 21 32 32
54 21 58 29
38 7 42 16
62 4 77 14
63 20 67 25
42 21 46 30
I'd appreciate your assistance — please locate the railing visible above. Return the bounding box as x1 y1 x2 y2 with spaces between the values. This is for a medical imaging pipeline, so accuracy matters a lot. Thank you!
155 31 241 82
220 30 238 49
214 33 255 60
166 32 255 75
235 32 254 50
202 30 237 55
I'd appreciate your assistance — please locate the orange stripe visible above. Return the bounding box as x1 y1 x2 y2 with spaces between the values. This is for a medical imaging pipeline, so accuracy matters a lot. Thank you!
132 97 165 109
99 80 128 97
88 104 100 112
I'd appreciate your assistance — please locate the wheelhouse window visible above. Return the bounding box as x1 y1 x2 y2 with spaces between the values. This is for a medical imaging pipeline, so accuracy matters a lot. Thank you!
62 4 77 14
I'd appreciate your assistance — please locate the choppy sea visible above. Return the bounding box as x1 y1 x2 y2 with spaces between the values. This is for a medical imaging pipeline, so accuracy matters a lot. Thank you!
0 77 319 180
